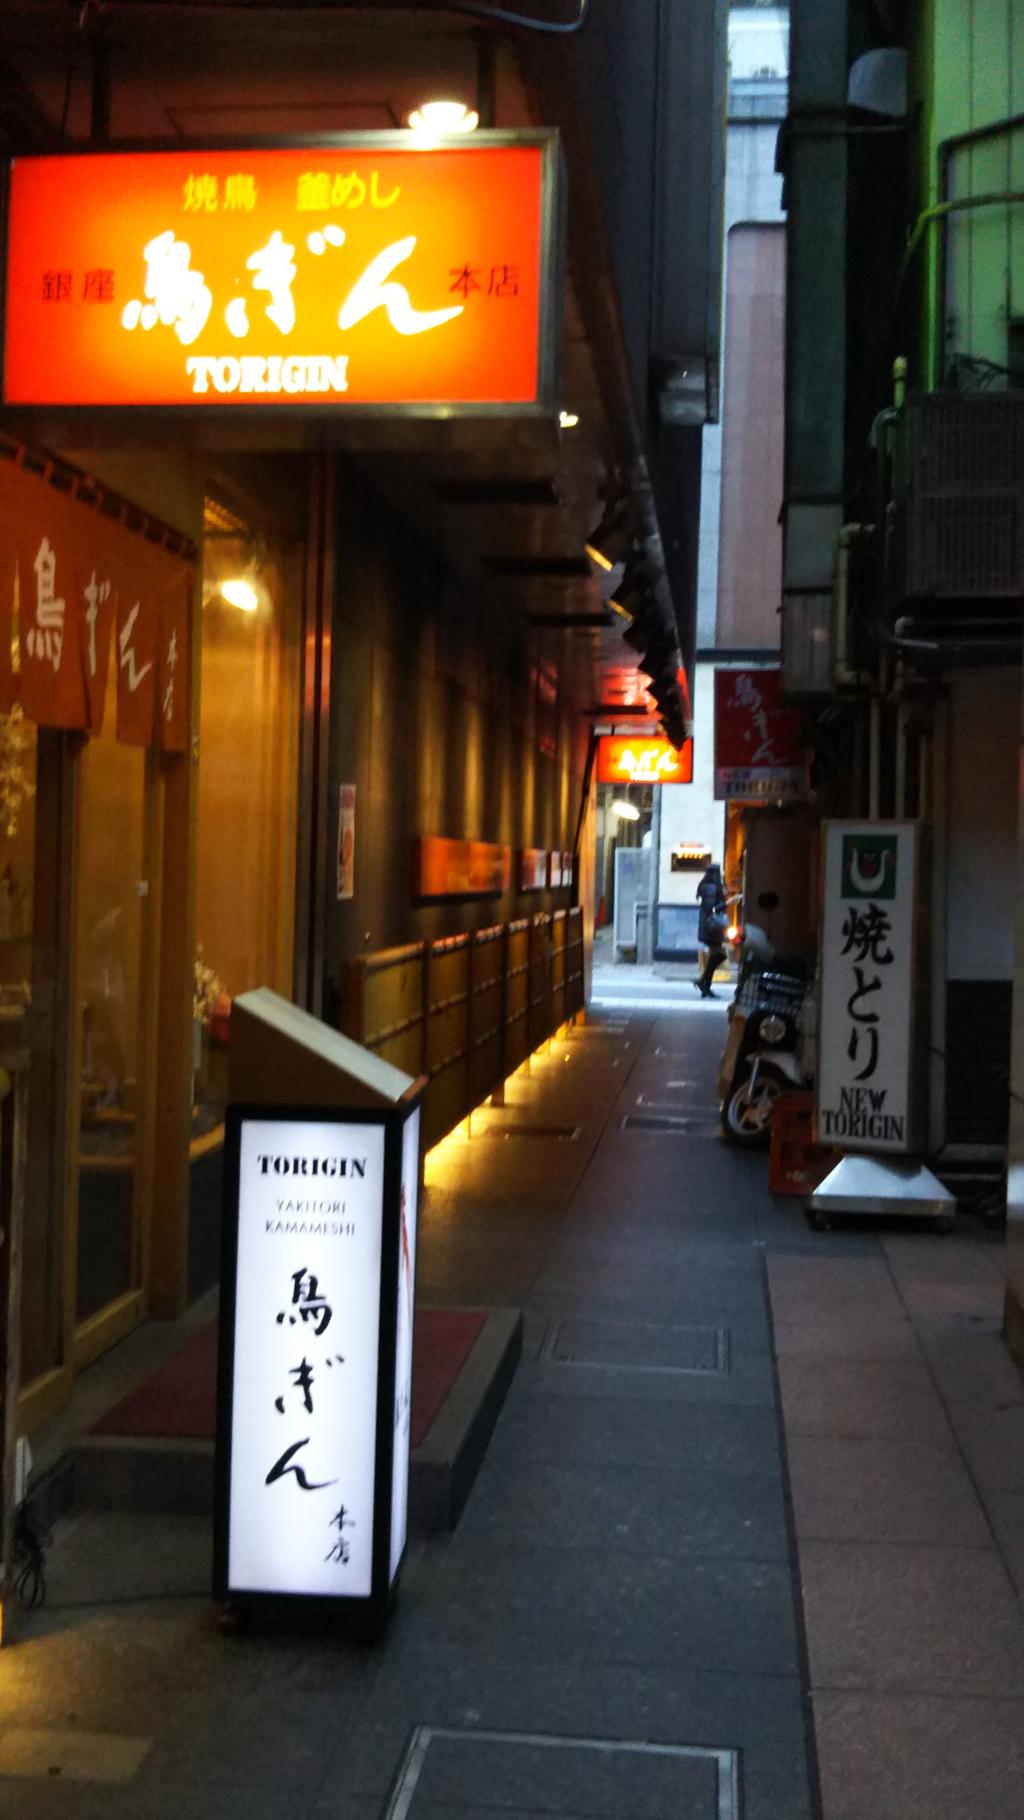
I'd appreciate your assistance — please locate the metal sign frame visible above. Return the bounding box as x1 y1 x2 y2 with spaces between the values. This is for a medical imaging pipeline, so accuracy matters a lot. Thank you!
213 1093 422 1631
815 820 923 1158
0 131 565 426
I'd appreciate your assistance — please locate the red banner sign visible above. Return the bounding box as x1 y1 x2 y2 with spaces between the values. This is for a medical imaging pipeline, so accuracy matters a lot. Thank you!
3 139 557 412
0 456 192 749
714 669 804 802
596 735 693 787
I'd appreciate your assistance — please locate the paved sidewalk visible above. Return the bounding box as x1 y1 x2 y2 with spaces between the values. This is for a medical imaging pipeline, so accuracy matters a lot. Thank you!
772 1234 1024 1817
2 1004 1022 1819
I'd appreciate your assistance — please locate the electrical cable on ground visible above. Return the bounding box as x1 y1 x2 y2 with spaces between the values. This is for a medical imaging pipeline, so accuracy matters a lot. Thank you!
13 1502 50 1611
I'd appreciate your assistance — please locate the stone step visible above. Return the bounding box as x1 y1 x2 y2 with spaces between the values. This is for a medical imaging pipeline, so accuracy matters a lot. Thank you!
71 1307 522 1534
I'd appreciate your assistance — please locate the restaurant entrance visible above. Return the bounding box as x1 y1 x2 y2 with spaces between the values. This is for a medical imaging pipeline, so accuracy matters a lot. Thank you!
7 441 310 1433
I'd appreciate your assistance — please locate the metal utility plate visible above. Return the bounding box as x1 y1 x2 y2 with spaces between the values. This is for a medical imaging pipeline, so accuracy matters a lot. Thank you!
471 1122 580 1141
622 1113 719 1136
635 1095 721 1118
545 1317 730 1376
809 1153 955 1220
385 1727 740 1820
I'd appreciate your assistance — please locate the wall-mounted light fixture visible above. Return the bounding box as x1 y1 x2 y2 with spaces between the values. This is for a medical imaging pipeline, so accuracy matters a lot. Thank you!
220 577 260 613
610 799 640 822
407 99 480 140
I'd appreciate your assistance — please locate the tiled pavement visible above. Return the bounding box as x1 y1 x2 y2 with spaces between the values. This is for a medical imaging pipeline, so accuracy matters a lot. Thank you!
2 1004 1023 1819
770 1229 1024 1818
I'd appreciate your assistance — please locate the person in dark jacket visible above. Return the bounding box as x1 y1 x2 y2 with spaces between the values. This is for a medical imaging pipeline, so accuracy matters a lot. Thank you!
695 863 727 998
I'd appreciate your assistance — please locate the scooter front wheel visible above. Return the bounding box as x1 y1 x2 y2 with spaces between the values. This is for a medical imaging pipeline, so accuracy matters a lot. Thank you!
721 1067 786 1146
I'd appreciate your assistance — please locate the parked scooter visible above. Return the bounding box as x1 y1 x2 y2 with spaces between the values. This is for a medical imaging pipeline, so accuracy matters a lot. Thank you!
717 921 812 1145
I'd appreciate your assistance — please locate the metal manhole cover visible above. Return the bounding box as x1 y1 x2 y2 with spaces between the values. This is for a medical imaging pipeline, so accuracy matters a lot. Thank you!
634 1097 722 1118
471 1123 580 1141
622 1113 719 1134
545 1317 730 1375
385 1727 739 1820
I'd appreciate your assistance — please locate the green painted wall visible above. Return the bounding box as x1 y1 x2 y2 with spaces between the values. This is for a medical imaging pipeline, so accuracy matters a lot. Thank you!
914 0 1024 386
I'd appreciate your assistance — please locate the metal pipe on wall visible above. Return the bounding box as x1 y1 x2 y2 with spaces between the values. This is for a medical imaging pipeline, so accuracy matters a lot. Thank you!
868 696 881 819
895 700 909 818
927 703 950 1154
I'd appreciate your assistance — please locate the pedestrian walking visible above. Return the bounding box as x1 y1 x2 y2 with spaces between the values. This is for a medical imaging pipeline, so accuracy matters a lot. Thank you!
695 863 728 998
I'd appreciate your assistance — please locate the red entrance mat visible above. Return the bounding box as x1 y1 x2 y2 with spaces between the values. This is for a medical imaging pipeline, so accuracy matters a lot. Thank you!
91 1307 488 1452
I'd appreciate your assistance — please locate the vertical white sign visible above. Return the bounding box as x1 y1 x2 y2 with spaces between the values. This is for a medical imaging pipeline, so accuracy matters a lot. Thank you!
227 1118 385 1598
389 1109 420 1582
817 822 918 1155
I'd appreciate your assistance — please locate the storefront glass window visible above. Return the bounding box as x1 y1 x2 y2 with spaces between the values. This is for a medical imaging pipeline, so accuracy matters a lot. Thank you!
1 714 63 1387
193 515 301 1131
75 684 149 1329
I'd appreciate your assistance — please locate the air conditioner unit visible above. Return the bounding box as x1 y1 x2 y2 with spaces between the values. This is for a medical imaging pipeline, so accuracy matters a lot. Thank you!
891 393 1024 602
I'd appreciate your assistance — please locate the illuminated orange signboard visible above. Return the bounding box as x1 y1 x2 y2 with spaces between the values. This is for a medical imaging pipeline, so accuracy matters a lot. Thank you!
415 837 511 901
2 137 560 412
596 735 693 786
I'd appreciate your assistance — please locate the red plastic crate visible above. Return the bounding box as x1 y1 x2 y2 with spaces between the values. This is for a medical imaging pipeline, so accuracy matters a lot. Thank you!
770 1092 836 1197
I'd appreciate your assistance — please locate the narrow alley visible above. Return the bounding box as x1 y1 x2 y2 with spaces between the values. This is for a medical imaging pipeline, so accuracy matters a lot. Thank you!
3 1001 1022 1820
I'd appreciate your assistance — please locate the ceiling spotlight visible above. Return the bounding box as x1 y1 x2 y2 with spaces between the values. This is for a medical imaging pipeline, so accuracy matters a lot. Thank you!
584 500 632 573
610 799 641 822
407 99 480 139
559 411 580 430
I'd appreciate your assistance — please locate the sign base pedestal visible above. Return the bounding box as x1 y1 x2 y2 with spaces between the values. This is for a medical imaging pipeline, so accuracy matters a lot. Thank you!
808 1154 955 1230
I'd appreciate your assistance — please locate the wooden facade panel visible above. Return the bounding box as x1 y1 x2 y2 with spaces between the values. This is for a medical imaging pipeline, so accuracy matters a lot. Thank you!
375 1027 426 1078
506 953 529 1023
424 1062 467 1149
355 947 426 1049
341 906 586 1150
551 932 567 1024
469 1028 503 1103
505 921 531 1077
426 940 469 1086
528 913 553 1049
428 939 470 1011
566 907 585 1013
471 925 505 991
551 909 567 1022
469 926 505 1103
426 1004 468 1078
470 978 503 1045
